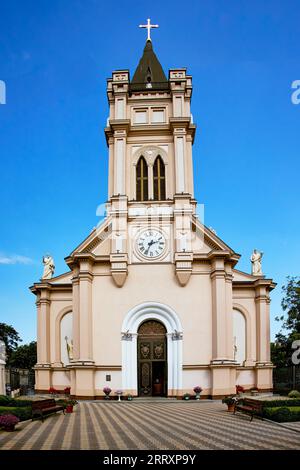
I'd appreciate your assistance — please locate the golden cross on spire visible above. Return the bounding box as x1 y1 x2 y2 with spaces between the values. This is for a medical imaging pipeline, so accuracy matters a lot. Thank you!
139 18 159 41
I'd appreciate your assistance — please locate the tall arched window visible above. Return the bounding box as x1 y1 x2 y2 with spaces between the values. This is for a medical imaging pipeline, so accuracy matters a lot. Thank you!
233 309 246 365
153 156 166 200
60 312 73 366
136 156 148 201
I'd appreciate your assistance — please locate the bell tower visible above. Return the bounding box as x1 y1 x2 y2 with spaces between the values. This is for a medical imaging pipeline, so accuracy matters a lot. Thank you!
104 25 197 287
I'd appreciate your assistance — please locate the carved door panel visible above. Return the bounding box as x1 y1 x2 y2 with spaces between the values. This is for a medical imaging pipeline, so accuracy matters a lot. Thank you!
139 361 152 396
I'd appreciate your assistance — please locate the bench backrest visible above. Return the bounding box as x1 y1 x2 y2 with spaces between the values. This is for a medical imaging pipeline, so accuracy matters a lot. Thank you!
32 399 56 410
243 398 262 411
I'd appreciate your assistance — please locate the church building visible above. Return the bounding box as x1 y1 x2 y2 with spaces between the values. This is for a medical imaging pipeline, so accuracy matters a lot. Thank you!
31 23 275 399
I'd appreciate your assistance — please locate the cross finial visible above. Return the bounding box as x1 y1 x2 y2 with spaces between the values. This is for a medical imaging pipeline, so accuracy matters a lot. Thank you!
139 18 159 42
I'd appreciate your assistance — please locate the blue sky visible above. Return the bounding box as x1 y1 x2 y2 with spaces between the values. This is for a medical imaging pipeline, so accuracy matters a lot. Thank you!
0 0 299 344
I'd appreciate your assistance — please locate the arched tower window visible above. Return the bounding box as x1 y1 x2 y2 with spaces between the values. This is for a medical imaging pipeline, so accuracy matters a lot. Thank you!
136 156 149 201
153 156 166 200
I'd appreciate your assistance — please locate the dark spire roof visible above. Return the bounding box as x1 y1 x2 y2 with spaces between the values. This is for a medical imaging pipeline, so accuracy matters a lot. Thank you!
131 40 168 91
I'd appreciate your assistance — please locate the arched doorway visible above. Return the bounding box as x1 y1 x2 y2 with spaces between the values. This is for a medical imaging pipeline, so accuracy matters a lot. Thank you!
137 320 167 396
121 302 183 396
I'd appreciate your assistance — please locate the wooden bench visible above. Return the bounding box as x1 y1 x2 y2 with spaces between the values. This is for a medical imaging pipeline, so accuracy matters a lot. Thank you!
234 398 262 421
32 399 65 422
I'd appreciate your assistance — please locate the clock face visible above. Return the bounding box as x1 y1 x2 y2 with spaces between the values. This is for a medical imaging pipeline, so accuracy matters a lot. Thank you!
137 230 166 259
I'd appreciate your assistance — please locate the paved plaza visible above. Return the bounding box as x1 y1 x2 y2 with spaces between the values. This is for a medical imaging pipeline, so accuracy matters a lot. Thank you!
0 401 299 450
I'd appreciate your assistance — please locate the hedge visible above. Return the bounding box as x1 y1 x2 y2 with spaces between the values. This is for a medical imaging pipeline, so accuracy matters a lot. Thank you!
258 398 300 408
0 396 32 407
0 406 32 421
263 406 300 422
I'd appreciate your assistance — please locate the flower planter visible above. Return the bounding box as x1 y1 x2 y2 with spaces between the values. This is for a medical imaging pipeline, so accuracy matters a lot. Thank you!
195 393 201 401
3 425 16 432
66 405 73 413
227 404 235 412
0 414 20 432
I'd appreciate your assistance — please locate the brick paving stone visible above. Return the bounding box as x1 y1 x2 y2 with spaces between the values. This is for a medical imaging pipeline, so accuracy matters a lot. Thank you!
0 401 299 450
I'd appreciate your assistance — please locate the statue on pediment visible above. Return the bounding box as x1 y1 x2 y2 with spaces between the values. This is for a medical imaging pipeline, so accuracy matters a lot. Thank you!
42 255 55 279
251 249 263 276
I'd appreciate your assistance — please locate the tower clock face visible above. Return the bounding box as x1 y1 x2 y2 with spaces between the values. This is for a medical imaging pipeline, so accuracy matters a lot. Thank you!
137 230 166 259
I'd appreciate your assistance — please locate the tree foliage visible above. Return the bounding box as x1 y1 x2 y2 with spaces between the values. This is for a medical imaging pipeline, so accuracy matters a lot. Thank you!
0 323 21 361
9 341 37 369
271 277 300 367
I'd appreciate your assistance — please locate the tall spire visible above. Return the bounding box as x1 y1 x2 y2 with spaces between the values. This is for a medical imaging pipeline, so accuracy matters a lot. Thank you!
131 38 168 92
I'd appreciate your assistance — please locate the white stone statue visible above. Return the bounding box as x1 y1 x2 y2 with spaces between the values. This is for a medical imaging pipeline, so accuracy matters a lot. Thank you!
251 249 263 276
233 336 237 362
65 336 73 361
42 255 55 279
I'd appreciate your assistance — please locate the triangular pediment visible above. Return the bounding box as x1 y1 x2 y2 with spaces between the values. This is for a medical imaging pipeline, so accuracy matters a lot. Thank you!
69 218 112 256
48 271 73 284
192 218 236 254
232 269 257 281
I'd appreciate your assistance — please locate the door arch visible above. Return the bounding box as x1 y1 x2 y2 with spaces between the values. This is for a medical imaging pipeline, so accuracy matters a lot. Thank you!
121 302 183 396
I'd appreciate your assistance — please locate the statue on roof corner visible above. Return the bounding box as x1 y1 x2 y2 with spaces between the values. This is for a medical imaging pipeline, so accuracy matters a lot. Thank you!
42 254 55 279
251 249 263 276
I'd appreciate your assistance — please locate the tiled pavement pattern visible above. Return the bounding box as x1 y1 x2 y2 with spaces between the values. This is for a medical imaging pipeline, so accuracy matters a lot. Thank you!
0 401 299 450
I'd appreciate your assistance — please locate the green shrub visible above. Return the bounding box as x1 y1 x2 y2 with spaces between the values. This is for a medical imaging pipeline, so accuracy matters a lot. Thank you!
55 399 67 408
0 396 10 406
8 399 32 407
288 390 300 399
0 406 32 421
260 398 300 408
263 406 300 422
0 397 32 407
222 396 238 405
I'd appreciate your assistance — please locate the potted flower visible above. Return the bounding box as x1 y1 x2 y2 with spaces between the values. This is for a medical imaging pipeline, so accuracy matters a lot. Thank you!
0 414 20 432
49 387 58 396
183 393 191 400
193 386 203 400
115 390 123 402
222 396 238 412
64 387 71 396
127 394 133 401
103 386 112 400
235 385 245 395
65 399 78 413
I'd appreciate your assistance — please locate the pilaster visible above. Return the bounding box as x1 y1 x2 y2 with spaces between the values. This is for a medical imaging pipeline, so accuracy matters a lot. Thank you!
109 195 128 287
73 259 94 364
254 280 272 365
36 288 51 366
174 194 194 286
210 254 235 363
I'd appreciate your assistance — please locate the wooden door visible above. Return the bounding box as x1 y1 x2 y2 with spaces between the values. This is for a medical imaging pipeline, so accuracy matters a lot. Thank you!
137 320 167 396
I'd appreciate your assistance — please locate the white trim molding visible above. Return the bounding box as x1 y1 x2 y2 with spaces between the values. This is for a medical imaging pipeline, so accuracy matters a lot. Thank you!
121 302 183 395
